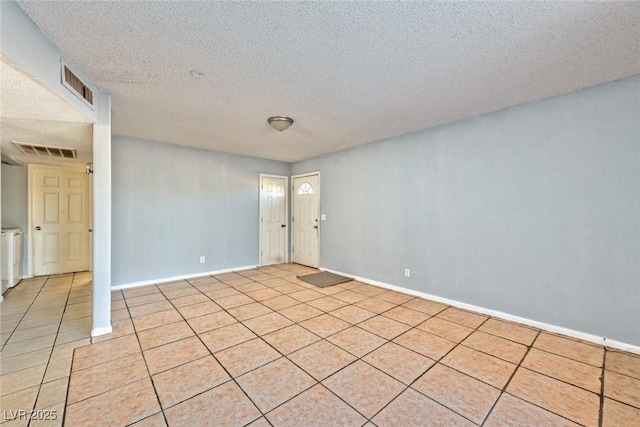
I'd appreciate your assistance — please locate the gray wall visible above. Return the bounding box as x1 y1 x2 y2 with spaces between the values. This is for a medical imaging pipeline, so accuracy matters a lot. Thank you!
112 136 291 286
1 164 28 276
293 75 640 345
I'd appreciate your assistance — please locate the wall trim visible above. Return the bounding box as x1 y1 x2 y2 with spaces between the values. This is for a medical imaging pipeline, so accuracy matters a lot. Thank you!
111 265 258 291
321 267 640 356
91 325 112 337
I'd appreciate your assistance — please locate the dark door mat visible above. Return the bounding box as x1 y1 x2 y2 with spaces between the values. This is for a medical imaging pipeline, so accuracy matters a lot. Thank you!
297 271 354 288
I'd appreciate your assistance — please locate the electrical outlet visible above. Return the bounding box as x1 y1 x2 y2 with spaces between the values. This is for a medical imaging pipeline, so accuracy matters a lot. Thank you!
200 256 205 264
404 268 410 277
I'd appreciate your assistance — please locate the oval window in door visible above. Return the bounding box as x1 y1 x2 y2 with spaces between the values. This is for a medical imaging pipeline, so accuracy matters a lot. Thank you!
297 182 314 195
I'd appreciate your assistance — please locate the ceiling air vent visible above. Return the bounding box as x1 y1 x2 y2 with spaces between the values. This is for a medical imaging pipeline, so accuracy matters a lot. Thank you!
13 142 77 159
61 60 93 108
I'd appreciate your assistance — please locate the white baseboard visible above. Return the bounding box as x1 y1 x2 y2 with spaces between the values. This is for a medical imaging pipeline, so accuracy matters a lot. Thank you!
91 325 113 337
321 267 640 356
111 265 258 291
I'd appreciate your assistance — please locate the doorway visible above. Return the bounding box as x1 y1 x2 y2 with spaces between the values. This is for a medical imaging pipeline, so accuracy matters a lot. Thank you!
291 172 320 268
29 165 91 276
259 174 288 266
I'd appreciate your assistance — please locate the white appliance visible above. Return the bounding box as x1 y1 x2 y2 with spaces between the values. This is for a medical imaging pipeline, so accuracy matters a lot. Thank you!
1 227 22 296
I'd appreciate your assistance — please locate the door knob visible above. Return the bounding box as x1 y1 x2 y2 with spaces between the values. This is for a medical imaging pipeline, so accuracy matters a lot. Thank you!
314 225 318 229
36 226 41 231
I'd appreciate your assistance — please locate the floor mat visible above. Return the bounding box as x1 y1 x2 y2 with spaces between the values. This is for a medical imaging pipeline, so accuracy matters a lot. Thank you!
297 271 354 288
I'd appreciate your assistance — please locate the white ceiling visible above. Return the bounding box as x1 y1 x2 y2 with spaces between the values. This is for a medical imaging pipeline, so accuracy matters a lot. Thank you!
0 57 93 166
16 1 640 163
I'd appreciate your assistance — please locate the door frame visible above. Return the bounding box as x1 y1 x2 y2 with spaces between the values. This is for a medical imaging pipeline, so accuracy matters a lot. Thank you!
258 173 289 266
291 171 321 267
27 164 93 277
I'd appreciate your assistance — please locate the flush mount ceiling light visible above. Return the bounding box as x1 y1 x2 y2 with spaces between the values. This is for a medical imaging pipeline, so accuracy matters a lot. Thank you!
267 116 294 132
190 69 204 78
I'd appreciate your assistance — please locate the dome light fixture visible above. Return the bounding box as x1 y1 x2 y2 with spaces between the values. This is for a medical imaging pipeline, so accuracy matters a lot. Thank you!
190 69 204 78
267 116 294 132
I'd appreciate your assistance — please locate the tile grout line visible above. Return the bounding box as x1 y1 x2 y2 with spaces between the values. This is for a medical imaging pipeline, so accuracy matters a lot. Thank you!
598 347 607 427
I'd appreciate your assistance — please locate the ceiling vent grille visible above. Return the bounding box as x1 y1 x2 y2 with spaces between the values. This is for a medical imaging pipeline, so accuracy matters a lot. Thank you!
61 62 93 107
13 142 77 159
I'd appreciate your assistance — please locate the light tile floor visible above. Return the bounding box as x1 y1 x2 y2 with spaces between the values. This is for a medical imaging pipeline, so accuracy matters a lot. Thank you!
1 264 639 426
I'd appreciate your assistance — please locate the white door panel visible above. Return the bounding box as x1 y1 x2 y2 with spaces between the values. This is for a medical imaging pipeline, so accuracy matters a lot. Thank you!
260 175 288 266
292 173 320 268
33 167 90 276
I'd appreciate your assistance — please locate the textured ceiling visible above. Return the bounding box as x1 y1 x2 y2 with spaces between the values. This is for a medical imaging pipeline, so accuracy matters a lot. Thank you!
17 1 640 163
0 57 93 166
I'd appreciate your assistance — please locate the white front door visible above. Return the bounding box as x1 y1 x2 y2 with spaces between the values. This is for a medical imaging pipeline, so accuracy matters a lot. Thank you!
32 166 90 276
292 173 320 268
259 175 288 266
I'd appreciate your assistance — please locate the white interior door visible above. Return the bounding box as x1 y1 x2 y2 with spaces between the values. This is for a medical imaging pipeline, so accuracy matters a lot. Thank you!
292 173 320 268
32 166 90 276
259 175 288 266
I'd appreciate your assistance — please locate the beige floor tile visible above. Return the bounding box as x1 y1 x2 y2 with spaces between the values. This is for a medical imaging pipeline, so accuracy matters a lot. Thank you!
436 307 488 329
245 288 282 302
6 324 58 345
606 350 640 380
332 290 369 304
0 364 47 396
153 356 230 408
507 367 600 426
72 334 140 371
0 385 39 414
50 337 90 360
14 317 61 331
393 328 457 360
43 356 73 383
484 393 580 427
199 322 257 353
278 303 323 323
602 397 640 427
413 363 500 424
330 305 376 324
137 321 194 350
193 282 227 293
263 324 320 355
214 294 256 310
65 378 160 427
222 277 255 287
266 384 366 426
125 292 167 308
306 296 349 312
130 413 167 427
34 377 68 409
604 370 640 409
272 283 306 294
176 300 222 319
123 286 160 299
170 293 210 308
300 314 351 338
374 386 476 426
110 299 127 311
128 300 174 318
375 291 414 305
327 326 387 357
91 318 135 344
382 306 430 327
226 302 273 321
1 334 55 358
68 352 148 404
55 329 91 346
402 298 449 316
187 275 220 286
235 282 268 293
162 287 200 300
479 318 539 345
164 381 260 426
215 338 281 377
463 330 528 364
288 340 356 381
359 315 411 340
534 333 604 367
186 311 236 334
417 317 474 343
132 309 183 332
205 287 241 300
522 348 602 393
28 401 64 427
261 295 301 311
1 348 51 376
354 297 397 314
237 357 315 413
363 342 435 385
323 360 404 418
143 336 209 375
352 284 387 297
442 345 516 389
111 308 131 321
243 312 293 335
288 289 325 303
157 281 192 292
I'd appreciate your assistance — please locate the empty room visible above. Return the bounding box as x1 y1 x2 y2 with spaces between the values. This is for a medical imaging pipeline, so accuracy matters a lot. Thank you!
1 1 639 426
